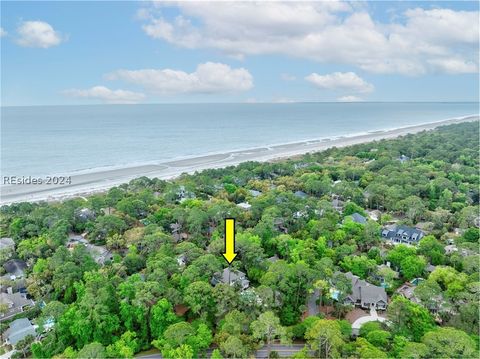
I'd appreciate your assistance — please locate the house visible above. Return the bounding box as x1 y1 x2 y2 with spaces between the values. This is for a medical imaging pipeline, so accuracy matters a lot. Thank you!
0 292 34 322
170 223 188 242
444 244 458 255
176 254 187 267
0 276 27 295
88 245 113 265
381 225 425 245
75 208 96 221
294 191 308 199
344 272 388 310
2 318 37 347
366 210 382 221
66 235 112 265
426 264 436 273
396 282 420 304
211 268 250 290
273 218 288 234
0 237 15 251
249 190 262 198
397 154 410 163
176 185 195 202
294 210 308 219
237 202 252 210
3 259 27 279
331 195 345 213
347 213 367 224
66 234 88 248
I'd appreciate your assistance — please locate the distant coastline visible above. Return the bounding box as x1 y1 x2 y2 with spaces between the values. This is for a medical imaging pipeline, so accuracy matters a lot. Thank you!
1 115 478 205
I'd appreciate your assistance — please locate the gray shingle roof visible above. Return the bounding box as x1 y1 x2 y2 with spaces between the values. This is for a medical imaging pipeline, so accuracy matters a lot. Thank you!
381 225 425 243
345 272 387 306
3 259 27 277
4 318 36 345
350 213 367 224
0 238 15 251
212 268 250 289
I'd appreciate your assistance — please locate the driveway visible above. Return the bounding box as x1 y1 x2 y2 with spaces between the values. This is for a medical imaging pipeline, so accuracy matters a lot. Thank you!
351 307 387 335
307 289 320 316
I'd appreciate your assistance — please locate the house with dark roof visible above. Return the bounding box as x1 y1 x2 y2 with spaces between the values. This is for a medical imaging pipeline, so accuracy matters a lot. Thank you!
2 318 37 347
344 272 388 310
0 292 34 322
381 225 425 245
3 259 27 279
211 268 250 290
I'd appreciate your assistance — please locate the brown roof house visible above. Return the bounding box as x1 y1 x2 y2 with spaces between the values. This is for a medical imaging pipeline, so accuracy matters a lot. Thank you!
344 272 388 310
0 292 34 322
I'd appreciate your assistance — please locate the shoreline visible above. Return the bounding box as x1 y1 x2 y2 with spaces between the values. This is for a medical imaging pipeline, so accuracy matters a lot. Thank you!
1 115 478 205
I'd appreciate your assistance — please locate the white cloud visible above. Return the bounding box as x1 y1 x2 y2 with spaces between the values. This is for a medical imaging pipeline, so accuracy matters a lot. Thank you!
427 58 478 74
337 95 363 102
138 2 479 75
306 72 374 94
16 21 64 48
63 86 145 104
106 62 253 95
0 27 7 37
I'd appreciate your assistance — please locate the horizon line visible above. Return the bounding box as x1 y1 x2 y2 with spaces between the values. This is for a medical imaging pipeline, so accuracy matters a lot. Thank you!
2 100 479 108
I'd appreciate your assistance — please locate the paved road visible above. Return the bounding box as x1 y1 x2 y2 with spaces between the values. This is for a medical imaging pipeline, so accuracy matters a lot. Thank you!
255 343 308 358
137 343 309 358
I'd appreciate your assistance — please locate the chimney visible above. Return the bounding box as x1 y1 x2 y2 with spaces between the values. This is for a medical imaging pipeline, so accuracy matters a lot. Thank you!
7 286 13 294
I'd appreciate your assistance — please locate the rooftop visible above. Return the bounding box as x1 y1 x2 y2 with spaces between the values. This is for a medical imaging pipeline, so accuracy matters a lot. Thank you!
3 318 36 346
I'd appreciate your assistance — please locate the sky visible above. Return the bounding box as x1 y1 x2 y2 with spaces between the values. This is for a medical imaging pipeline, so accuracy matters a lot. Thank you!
1 0 479 106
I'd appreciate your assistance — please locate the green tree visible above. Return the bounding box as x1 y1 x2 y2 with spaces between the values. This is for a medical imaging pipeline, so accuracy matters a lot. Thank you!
305 319 344 358
400 255 426 280
422 327 476 358
76 342 106 358
106 331 138 358
398 342 429 359
184 281 214 316
365 330 390 348
417 235 445 265
387 296 434 341
219 335 250 358
150 298 178 340
251 311 287 357
355 337 387 359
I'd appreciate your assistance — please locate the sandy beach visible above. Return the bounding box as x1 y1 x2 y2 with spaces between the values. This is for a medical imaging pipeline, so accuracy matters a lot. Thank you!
1 115 478 205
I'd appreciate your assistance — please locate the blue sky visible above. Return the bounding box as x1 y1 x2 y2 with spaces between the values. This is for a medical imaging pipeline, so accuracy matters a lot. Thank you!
1 1 478 106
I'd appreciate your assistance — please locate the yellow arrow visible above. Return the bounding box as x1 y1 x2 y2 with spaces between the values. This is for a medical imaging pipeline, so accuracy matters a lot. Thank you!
223 218 237 264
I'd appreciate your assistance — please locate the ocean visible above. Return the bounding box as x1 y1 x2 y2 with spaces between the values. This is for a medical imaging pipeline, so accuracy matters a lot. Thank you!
1 102 478 177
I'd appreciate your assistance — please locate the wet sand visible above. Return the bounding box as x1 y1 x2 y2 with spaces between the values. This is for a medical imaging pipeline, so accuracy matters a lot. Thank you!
1 115 477 205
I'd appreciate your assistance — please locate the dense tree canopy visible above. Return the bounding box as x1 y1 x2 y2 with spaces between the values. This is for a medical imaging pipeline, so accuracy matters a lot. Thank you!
1 122 479 358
